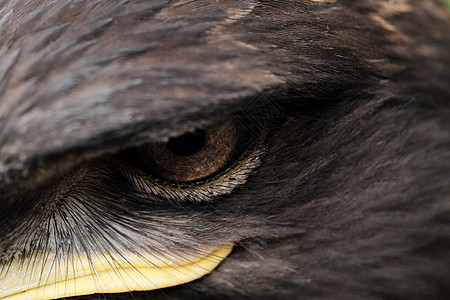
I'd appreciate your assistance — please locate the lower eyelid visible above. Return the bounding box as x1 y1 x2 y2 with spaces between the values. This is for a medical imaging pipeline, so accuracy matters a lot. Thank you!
125 146 264 202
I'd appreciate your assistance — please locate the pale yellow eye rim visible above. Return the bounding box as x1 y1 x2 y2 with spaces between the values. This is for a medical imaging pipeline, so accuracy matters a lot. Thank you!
0 245 233 300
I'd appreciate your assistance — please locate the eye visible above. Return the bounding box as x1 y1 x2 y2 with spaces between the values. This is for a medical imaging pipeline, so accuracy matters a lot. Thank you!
125 119 264 201
137 122 236 182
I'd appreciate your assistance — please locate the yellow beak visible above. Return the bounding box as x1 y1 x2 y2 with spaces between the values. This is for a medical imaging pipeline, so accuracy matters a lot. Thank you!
0 245 233 300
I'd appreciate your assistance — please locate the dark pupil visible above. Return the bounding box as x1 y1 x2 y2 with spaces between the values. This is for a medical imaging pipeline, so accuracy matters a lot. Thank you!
166 129 206 156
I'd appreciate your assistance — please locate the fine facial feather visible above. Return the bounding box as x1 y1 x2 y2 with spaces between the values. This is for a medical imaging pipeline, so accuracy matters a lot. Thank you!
0 0 449 299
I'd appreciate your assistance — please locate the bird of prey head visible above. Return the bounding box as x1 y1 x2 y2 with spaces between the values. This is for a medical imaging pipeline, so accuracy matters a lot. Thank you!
0 0 449 299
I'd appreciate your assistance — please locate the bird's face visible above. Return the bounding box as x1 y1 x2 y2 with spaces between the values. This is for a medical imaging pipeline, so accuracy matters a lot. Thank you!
0 1 449 299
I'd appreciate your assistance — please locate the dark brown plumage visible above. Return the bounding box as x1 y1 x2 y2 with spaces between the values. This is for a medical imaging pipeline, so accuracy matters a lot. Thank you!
0 0 449 299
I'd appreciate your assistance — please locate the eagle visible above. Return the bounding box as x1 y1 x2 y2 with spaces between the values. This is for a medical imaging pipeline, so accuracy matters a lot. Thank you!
0 0 449 299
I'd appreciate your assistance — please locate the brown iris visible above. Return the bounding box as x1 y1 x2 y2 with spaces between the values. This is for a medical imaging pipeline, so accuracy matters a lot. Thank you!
137 122 236 182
